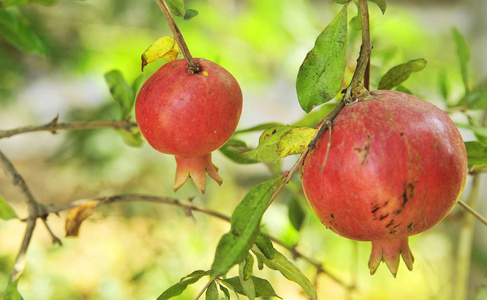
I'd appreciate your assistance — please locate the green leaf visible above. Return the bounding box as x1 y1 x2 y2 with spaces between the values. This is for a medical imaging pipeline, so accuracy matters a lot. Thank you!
331 0 348 4
239 254 255 300
241 253 254 281
210 177 285 279
252 249 317 300
3 279 24 300
0 195 18 221
438 71 450 102
456 123 487 145
240 126 296 162
465 141 487 169
255 234 275 260
234 122 285 135
276 127 317 158
452 28 470 93
222 276 281 298
219 284 231 300
166 0 186 17
394 85 413 95
349 15 361 31
184 9 199 20
116 129 144 148
288 197 306 231
157 270 209 300
0 7 45 54
466 78 487 110
369 0 387 14
205 281 219 300
219 139 259 165
292 102 338 128
378 58 427 90
104 70 135 119
132 74 145 94
466 92 487 110
296 6 348 113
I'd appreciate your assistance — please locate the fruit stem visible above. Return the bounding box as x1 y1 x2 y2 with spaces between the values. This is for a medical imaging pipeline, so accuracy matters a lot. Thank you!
155 0 200 74
344 0 371 102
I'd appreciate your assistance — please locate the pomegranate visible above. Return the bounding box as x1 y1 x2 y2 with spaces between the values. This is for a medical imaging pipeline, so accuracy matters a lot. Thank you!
135 59 242 193
300 90 467 277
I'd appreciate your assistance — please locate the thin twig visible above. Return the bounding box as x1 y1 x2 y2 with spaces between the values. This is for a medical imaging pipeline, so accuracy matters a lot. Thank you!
0 117 136 139
45 193 352 289
194 280 213 300
0 149 45 283
155 0 200 74
458 199 487 227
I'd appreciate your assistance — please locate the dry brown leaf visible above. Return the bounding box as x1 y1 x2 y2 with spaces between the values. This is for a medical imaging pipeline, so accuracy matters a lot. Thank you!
65 201 98 237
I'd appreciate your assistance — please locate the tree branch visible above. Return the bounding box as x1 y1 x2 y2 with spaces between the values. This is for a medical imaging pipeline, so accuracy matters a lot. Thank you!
44 193 353 290
0 149 61 283
0 117 137 139
155 0 200 74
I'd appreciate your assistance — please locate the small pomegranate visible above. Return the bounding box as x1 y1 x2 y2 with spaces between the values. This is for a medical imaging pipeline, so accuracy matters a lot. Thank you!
300 90 467 277
135 59 242 193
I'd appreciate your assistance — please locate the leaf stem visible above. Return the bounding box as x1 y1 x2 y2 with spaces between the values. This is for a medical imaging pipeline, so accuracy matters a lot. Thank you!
155 0 200 74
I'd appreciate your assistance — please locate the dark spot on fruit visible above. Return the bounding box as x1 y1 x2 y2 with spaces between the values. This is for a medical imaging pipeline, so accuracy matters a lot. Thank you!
330 213 335 219
355 135 372 165
389 230 398 234
401 183 415 208
400 132 404 136
383 201 389 207
371 206 380 214
407 222 414 231
379 214 389 220
385 219 395 228
263 134 271 140
395 209 402 215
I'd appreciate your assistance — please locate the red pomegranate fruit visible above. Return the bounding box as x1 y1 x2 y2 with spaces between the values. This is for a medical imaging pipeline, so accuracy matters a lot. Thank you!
300 90 468 277
135 59 242 193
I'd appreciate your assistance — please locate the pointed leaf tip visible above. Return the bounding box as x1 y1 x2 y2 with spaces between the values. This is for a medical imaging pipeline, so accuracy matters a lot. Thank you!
0 195 18 220
378 58 427 91
296 6 348 113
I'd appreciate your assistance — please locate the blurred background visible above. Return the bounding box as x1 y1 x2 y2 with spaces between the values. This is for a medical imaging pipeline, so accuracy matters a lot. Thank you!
0 0 486 299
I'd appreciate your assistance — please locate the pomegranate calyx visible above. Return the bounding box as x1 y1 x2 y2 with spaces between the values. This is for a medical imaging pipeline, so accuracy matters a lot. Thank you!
368 237 414 278
174 154 222 194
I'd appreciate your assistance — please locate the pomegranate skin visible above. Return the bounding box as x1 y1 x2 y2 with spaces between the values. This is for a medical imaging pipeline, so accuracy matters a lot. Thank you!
300 90 468 276
135 59 242 193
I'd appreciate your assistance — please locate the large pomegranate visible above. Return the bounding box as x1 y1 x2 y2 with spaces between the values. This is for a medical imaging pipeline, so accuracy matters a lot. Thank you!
135 59 242 193
300 90 468 277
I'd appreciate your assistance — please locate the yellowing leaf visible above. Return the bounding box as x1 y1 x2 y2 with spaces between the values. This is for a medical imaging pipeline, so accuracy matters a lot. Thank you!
65 201 98 237
276 128 317 158
141 36 180 71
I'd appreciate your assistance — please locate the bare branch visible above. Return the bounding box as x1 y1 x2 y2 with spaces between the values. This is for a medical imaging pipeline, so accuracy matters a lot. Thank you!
0 149 44 283
458 199 487 227
0 118 137 139
46 193 352 290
